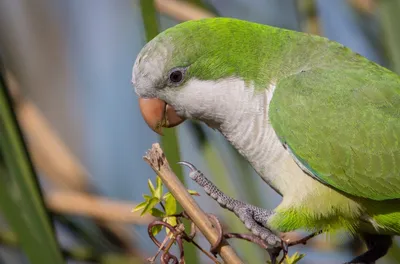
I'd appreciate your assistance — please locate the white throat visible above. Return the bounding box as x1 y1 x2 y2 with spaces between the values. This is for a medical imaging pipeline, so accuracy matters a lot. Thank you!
163 77 307 196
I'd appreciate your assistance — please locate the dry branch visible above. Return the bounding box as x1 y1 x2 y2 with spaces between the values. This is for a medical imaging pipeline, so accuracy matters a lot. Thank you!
144 143 244 264
155 0 215 21
46 191 154 224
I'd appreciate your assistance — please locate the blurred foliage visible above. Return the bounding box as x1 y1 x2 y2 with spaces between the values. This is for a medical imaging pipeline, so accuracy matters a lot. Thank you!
378 0 400 74
0 229 142 264
0 69 64 263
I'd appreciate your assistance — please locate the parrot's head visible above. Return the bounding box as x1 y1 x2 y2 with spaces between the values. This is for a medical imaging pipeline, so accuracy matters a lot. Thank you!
132 17 265 135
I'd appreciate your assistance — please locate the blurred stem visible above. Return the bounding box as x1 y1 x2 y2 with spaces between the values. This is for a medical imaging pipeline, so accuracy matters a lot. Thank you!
186 0 205 7
297 0 320 35
202 142 263 262
0 229 141 264
54 214 115 253
140 0 159 42
187 0 219 18
378 0 400 74
227 145 263 206
138 1 199 263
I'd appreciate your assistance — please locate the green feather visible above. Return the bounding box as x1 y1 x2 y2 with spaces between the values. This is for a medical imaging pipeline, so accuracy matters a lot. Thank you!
145 17 331 89
158 18 400 201
269 44 400 200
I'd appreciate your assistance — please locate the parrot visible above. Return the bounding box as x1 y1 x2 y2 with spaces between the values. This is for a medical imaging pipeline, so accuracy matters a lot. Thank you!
132 17 400 264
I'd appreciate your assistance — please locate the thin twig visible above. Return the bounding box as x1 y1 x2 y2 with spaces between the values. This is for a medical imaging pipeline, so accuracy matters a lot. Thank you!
287 230 324 247
147 234 173 263
143 143 244 264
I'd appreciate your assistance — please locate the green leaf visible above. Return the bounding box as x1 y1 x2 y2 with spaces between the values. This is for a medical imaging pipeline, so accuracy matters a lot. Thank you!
151 224 163 237
164 216 178 236
188 190 200 196
0 71 64 263
163 190 198 202
143 194 152 201
151 208 165 218
132 200 148 213
141 197 159 216
155 176 163 199
162 191 172 200
284 252 305 264
148 179 156 196
164 192 177 216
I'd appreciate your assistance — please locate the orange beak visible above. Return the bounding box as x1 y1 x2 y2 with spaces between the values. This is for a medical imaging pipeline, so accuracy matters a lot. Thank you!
138 98 185 135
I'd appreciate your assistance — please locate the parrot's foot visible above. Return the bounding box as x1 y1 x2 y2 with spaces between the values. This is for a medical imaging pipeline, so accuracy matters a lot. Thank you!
178 161 286 261
206 207 287 264
344 233 392 264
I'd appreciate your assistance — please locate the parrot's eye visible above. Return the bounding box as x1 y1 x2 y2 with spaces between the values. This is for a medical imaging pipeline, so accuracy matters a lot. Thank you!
170 71 182 83
167 67 186 85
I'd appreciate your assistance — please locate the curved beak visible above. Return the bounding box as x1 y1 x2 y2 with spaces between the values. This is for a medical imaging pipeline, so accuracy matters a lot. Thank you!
138 98 185 135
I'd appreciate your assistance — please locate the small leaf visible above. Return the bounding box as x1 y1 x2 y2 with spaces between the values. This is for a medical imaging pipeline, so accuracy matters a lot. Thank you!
132 201 148 213
188 189 200 196
143 194 152 201
164 216 177 236
162 192 172 201
141 197 159 216
151 208 165 218
156 176 163 189
284 252 305 264
155 176 163 199
164 193 177 216
148 179 156 196
151 224 163 237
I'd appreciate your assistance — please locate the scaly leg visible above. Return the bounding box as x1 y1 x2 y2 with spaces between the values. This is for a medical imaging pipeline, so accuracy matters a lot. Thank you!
345 233 392 264
178 161 286 262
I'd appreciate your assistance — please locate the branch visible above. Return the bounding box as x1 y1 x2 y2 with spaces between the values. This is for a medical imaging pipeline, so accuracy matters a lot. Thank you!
45 190 154 224
143 143 244 264
154 0 215 21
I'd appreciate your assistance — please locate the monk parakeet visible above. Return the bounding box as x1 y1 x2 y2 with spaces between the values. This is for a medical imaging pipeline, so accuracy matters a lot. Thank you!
132 17 400 263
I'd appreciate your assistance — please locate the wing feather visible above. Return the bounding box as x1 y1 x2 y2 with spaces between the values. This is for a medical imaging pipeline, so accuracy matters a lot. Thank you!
269 56 400 200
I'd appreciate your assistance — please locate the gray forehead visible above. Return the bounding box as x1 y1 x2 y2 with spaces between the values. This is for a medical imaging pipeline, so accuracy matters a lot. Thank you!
132 39 173 97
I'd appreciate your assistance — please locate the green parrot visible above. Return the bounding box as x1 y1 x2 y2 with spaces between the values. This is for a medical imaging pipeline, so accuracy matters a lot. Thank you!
132 17 400 263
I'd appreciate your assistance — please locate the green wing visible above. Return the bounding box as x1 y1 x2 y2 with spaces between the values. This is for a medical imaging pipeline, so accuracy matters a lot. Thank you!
269 47 400 201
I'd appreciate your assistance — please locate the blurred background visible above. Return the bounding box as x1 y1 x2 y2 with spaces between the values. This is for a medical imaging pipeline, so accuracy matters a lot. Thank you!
0 0 399 263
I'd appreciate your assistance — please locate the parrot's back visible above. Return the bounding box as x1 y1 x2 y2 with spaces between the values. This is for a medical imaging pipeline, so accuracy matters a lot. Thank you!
268 29 400 201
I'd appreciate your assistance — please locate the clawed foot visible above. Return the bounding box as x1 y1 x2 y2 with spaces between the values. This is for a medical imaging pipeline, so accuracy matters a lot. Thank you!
178 161 288 263
206 212 287 264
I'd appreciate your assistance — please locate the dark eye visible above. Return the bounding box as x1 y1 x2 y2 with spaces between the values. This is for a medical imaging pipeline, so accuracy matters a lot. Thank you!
169 70 183 83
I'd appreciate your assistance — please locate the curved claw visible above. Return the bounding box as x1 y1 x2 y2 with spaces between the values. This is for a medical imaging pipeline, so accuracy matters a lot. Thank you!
177 161 198 172
281 240 288 254
268 246 284 264
266 240 288 264
207 214 223 255
279 241 289 264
